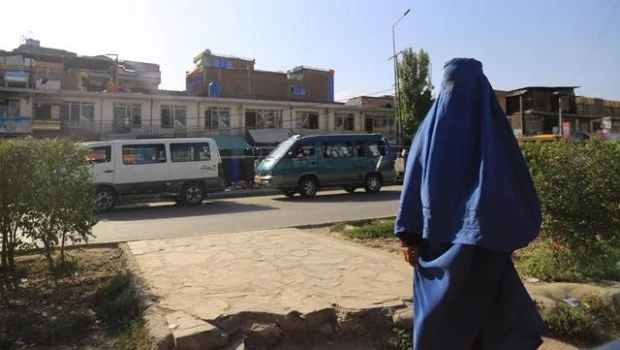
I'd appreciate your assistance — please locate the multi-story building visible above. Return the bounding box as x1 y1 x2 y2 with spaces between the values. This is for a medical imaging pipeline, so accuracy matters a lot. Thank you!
0 39 161 137
575 96 620 134
503 86 579 136
0 87 398 146
186 49 335 103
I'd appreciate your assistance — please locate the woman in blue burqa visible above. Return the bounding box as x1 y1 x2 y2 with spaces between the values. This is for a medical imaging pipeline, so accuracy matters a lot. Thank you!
395 58 548 350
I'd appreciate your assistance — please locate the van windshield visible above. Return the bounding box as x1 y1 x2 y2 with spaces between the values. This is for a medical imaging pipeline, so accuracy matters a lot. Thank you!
266 139 295 159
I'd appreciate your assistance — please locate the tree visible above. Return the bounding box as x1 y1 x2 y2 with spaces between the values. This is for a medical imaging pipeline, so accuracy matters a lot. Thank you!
398 48 434 137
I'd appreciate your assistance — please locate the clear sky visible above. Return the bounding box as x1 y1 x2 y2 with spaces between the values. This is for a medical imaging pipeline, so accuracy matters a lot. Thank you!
1 0 619 101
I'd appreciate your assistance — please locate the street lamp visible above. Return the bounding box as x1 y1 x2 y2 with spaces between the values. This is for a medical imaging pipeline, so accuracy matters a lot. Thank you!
390 9 411 147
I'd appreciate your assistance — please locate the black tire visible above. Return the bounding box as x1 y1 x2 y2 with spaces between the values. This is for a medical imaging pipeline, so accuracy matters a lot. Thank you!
95 186 116 212
364 173 382 193
182 183 205 206
344 187 356 193
283 189 296 198
298 176 318 198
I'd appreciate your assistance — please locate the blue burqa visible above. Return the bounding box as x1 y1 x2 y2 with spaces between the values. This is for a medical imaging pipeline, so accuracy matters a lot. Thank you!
395 58 548 350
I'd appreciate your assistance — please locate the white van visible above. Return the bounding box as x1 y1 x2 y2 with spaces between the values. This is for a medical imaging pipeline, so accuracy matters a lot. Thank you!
83 138 225 211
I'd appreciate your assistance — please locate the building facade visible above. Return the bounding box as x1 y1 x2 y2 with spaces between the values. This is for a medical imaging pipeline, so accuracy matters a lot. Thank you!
0 39 161 94
0 87 396 145
186 50 335 103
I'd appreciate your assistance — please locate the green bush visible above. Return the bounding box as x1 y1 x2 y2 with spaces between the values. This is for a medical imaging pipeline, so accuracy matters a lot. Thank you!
92 273 141 333
520 139 620 282
0 138 97 280
538 294 619 344
331 219 395 240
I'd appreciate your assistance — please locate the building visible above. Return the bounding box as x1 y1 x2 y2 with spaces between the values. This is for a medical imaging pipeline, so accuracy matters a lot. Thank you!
503 86 579 136
186 49 335 103
0 86 397 146
575 96 620 134
499 86 620 136
1 39 161 93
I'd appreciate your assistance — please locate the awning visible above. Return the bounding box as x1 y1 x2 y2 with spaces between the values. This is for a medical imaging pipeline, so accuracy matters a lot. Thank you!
210 135 252 150
247 129 293 145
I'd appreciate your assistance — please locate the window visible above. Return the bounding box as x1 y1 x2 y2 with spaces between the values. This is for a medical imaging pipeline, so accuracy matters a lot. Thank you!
289 143 315 158
60 101 95 126
335 113 355 131
372 116 395 133
357 141 385 157
161 105 186 129
245 109 283 129
85 146 111 164
0 99 20 117
295 111 319 130
122 144 166 165
113 103 141 132
290 86 306 95
205 107 231 130
322 142 354 158
170 143 211 162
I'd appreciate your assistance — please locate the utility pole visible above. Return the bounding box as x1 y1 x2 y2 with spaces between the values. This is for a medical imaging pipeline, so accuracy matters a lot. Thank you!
390 9 410 147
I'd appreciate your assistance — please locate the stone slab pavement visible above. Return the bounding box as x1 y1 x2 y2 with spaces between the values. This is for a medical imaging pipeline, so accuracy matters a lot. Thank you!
126 228 583 349
129 228 411 318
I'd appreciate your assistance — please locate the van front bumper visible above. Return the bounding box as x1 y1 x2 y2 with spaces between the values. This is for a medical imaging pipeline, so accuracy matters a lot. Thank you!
254 175 276 187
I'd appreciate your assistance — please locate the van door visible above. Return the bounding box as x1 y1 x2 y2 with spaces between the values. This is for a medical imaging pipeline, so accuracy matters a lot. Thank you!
319 140 356 186
87 144 115 185
168 140 216 192
279 141 318 188
113 142 170 196
355 139 386 180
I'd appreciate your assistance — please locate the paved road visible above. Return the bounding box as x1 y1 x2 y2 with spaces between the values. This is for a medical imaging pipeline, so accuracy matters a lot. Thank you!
93 185 402 243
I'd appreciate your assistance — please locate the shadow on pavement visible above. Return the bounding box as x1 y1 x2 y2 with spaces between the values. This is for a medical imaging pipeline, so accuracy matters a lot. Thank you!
98 200 278 222
273 189 401 203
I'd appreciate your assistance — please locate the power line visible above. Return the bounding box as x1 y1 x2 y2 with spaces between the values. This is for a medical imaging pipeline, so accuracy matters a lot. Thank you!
571 0 620 83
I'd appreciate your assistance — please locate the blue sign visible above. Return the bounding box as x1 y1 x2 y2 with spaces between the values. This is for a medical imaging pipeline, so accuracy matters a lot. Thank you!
214 59 232 69
0 116 33 134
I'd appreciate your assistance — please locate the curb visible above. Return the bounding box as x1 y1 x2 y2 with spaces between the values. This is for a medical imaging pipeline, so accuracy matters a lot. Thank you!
290 215 396 230
208 189 281 200
120 243 175 350
15 241 120 257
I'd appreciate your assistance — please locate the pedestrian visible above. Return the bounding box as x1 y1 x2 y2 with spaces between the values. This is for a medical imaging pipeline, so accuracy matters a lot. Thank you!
394 58 548 350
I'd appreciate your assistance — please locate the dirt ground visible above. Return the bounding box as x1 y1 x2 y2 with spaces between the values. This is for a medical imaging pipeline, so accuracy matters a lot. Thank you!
0 247 139 350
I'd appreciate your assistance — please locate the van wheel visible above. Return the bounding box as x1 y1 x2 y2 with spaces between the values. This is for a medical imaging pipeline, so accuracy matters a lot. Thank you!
298 177 318 198
364 174 382 193
182 183 204 206
95 187 116 212
344 187 356 193
283 189 296 198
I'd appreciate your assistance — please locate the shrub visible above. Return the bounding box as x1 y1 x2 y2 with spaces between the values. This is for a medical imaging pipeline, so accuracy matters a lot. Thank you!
538 294 619 344
520 139 620 282
92 272 141 333
331 219 395 240
0 138 97 282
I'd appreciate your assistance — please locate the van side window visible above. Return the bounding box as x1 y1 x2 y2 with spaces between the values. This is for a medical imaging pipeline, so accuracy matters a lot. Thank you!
357 141 386 157
291 144 315 158
86 146 111 164
170 142 211 162
322 142 354 158
122 144 166 165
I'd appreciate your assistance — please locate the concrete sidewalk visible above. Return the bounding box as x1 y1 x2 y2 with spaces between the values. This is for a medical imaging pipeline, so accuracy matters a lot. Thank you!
126 228 581 350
